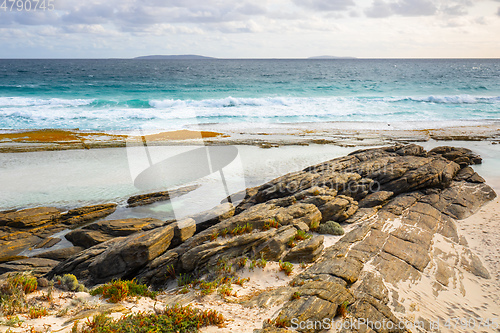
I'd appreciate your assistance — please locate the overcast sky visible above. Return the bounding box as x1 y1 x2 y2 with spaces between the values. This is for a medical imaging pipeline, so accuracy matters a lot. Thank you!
0 0 499 58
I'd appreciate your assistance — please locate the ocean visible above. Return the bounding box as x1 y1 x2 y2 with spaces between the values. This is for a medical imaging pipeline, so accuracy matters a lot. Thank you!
0 59 499 132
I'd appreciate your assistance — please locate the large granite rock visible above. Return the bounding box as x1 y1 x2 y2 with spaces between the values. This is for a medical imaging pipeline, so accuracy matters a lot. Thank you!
65 217 196 251
65 217 165 248
33 246 85 261
47 224 175 285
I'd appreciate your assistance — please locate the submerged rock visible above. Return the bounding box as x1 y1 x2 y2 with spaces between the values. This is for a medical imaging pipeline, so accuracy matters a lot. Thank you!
127 184 200 207
59 203 117 227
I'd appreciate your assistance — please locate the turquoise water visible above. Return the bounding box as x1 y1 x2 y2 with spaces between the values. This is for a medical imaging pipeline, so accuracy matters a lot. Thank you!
0 59 499 131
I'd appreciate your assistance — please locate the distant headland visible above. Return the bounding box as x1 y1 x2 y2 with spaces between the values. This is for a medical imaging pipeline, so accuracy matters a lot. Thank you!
134 55 357 60
134 55 216 60
307 55 357 59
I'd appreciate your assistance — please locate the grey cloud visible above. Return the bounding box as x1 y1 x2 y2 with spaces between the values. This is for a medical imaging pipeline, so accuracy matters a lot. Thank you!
235 3 267 16
12 11 60 26
497 7 500 15
62 4 115 24
442 4 468 16
391 0 436 16
365 0 393 17
365 0 477 18
292 0 355 11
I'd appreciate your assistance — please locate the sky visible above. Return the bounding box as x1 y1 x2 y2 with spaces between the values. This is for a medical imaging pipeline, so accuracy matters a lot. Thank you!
0 0 499 58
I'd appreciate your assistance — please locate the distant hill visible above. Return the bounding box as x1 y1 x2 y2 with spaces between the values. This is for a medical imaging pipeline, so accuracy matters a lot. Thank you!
134 55 215 60
308 55 357 59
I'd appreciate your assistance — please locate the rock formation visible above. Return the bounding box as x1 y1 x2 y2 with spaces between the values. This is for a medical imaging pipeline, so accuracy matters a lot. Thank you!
1 144 496 332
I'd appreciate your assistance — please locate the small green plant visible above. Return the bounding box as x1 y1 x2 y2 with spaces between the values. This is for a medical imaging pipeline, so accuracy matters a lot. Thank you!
210 231 219 241
279 261 294 276
177 273 193 287
179 286 190 294
53 274 86 292
229 223 253 236
218 285 235 297
249 259 257 271
317 221 344 235
287 230 312 248
237 257 248 269
265 316 290 328
90 279 156 303
266 217 279 229
256 254 267 269
220 228 229 238
216 257 233 275
9 272 38 294
230 225 242 236
0 272 38 315
233 277 250 287
28 306 48 319
337 301 350 318
199 280 218 295
0 316 24 327
300 262 308 269
310 219 320 231
72 321 79 333
291 291 301 300
294 230 312 241
165 264 176 278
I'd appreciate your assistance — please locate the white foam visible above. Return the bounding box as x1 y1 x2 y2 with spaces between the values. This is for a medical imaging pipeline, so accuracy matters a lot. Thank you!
0 96 94 107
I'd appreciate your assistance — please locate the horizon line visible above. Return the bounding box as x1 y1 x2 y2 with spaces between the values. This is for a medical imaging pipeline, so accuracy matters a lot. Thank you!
1 57 500 60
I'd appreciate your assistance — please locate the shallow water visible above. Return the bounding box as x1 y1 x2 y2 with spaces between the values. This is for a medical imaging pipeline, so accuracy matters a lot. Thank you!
0 144 362 214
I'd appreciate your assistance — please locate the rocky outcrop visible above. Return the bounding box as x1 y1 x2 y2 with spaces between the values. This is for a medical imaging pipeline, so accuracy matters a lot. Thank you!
187 202 235 233
65 217 165 248
136 199 323 286
239 145 495 332
47 224 175 285
0 203 117 262
34 144 496 331
429 146 482 167
127 184 200 207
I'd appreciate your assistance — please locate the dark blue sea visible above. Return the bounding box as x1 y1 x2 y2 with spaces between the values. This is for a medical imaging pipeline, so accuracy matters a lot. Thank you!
0 59 499 131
